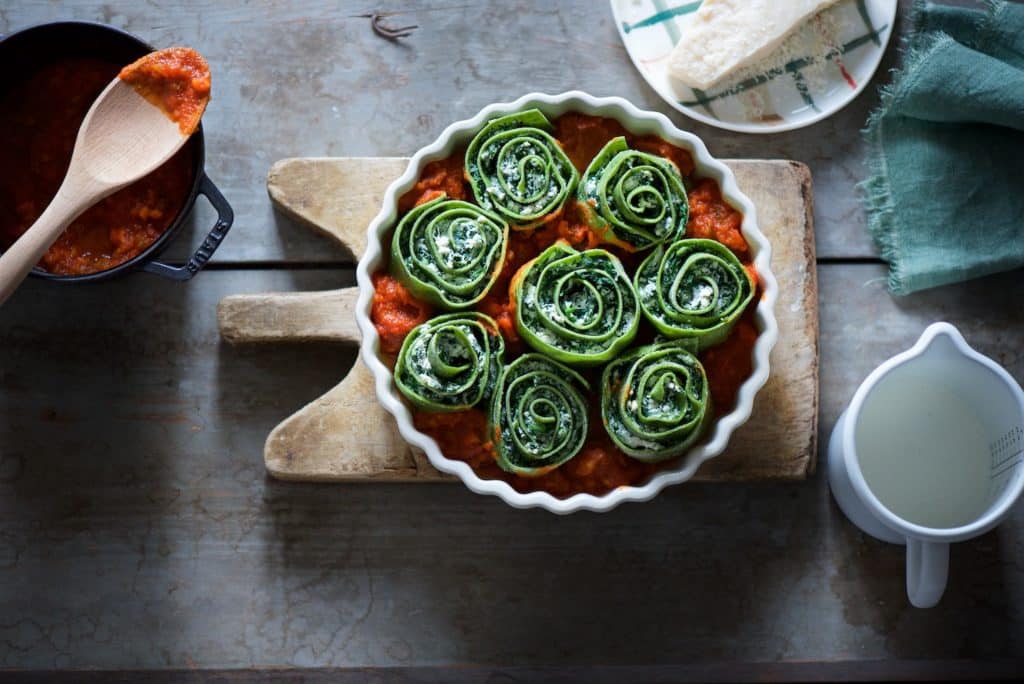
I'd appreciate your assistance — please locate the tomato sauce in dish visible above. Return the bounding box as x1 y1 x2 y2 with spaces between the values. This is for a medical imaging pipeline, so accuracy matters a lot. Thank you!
377 113 760 498
119 47 211 135
686 178 748 259
0 58 196 276
398 155 470 213
371 272 433 354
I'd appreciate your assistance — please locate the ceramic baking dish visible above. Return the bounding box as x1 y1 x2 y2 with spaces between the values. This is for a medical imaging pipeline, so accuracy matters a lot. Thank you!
355 91 779 513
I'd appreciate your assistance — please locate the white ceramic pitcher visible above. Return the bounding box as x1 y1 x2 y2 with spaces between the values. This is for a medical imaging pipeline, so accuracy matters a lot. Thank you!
828 322 1024 608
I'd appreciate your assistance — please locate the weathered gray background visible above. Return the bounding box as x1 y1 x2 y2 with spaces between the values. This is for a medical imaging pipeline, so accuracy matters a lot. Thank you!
2 0 1023 675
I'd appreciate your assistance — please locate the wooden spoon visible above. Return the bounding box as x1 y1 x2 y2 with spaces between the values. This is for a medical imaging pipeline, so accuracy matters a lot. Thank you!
0 48 210 306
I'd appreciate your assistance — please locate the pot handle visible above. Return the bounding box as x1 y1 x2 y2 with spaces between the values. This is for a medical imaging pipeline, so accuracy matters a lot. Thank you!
906 538 949 608
141 174 234 281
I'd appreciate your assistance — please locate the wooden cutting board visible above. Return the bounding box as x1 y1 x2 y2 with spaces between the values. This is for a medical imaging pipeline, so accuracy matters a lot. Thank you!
217 158 819 483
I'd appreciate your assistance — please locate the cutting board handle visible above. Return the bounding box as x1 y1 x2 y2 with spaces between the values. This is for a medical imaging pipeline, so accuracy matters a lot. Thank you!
217 157 413 346
266 157 410 260
218 287 360 344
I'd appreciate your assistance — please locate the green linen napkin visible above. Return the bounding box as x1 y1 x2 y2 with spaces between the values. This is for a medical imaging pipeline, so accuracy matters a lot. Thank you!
861 0 1024 294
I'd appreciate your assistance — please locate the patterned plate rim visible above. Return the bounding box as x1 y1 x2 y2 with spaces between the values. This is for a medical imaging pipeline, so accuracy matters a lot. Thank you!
610 0 899 134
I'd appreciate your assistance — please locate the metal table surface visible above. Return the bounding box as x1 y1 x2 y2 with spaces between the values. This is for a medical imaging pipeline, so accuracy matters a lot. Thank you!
2 1 1022 681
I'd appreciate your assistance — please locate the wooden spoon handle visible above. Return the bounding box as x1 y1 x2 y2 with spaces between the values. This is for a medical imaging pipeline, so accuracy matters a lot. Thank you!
0 189 90 306
218 287 361 344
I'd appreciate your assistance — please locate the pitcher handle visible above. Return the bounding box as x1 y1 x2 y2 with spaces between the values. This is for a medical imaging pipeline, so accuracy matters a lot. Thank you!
906 538 949 608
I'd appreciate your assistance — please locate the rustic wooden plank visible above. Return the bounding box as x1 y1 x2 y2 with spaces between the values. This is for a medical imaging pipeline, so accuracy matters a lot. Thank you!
2 264 1024 671
0 0 905 266
218 288 360 344
264 359 448 482
10 659 1024 683
265 157 408 263
225 158 818 483
6 0 1022 676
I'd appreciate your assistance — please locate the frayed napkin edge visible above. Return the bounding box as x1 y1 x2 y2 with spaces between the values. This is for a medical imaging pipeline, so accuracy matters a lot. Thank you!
858 0 1005 296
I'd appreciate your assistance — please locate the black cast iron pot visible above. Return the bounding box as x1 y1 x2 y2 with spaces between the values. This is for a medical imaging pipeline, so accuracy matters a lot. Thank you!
0 21 233 282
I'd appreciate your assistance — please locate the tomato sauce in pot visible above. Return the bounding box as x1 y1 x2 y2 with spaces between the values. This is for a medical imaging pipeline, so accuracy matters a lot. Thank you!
0 57 195 276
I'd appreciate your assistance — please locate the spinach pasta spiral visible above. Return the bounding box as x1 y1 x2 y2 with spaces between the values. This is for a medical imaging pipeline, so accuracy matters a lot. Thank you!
395 313 505 412
390 195 508 309
577 136 689 252
465 109 579 229
490 354 590 477
601 340 712 462
635 238 754 350
512 241 639 366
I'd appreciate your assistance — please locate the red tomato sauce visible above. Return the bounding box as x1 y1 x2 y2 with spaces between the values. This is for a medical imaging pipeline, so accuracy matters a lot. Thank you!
371 272 432 354
377 113 760 498
0 58 195 276
686 178 748 259
398 155 470 213
119 47 211 135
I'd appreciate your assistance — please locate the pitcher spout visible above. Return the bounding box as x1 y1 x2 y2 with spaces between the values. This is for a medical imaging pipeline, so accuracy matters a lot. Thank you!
916 322 972 362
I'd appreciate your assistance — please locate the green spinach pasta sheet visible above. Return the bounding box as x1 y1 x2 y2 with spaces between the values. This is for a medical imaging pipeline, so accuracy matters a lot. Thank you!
602 340 712 462
512 241 639 366
465 109 579 229
635 238 753 350
395 313 505 412
489 354 590 477
577 136 689 252
390 195 508 309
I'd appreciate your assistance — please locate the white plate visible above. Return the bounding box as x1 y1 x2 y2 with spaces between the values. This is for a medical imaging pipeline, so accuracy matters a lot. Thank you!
611 0 898 133
355 92 779 514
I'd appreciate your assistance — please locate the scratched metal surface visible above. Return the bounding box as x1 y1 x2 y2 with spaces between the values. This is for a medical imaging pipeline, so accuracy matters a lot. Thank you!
2 0 1023 675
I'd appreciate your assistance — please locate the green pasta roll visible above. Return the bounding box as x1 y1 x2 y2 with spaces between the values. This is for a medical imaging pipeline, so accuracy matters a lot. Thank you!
601 340 712 462
465 109 579 229
635 238 754 349
490 353 590 477
390 195 508 310
576 136 689 252
512 241 639 366
395 312 505 412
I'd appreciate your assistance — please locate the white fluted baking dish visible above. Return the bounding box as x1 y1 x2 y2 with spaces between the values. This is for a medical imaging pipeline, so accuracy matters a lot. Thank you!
355 92 779 513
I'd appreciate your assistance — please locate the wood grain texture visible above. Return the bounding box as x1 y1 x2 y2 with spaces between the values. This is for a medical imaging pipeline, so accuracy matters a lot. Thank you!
39 0 906 266
4 264 1024 671
0 0 907 269
217 157 819 483
265 157 408 262
12 659 1024 683
264 360 447 482
218 288 359 344
4 0 1023 676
